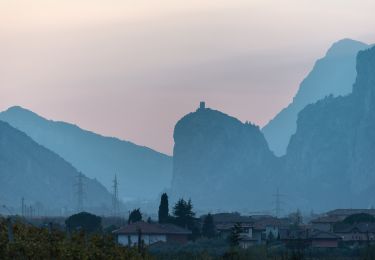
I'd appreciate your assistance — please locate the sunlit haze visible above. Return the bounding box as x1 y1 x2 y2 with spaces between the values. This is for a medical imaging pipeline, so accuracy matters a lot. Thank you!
1 0 375 154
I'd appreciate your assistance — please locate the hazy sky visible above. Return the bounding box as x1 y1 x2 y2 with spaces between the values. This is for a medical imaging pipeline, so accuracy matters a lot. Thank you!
1 0 375 154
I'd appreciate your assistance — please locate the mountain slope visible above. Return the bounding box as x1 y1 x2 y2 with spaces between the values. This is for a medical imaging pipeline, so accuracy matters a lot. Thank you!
263 39 370 156
171 104 281 211
0 120 113 214
284 46 375 211
0 107 172 201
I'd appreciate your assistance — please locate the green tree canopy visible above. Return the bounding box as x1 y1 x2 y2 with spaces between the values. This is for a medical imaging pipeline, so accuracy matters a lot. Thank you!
172 198 195 229
202 213 216 238
228 223 243 248
128 209 142 224
343 213 375 224
65 212 102 233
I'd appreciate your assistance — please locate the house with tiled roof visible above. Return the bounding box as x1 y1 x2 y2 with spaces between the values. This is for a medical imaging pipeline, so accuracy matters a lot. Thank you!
211 212 254 239
113 222 191 246
309 230 341 248
279 228 341 249
311 215 342 232
334 223 375 244
212 213 291 247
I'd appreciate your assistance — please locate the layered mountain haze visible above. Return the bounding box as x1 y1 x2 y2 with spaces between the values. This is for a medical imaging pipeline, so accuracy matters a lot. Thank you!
0 107 172 201
263 39 370 156
0 120 113 214
284 46 375 211
171 45 375 212
171 103 282 211
2 37 375 214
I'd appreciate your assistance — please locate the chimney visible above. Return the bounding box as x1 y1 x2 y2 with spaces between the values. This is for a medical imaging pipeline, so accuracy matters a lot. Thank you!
199 101 206 110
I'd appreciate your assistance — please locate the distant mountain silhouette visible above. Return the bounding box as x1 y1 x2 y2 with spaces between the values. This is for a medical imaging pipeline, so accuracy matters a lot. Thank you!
263 39 370 156
284 46 375 211
0 107 172 201
0 120 113 214
171 103 282 211
172 43 375 212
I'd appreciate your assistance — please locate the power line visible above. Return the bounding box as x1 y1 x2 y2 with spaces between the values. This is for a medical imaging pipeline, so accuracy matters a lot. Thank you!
273 188 285 217
112 174 120 217
75 172 84 212
21 197 25 217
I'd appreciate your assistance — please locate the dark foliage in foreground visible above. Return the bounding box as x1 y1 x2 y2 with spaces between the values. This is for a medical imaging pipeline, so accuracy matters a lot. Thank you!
0 217 150 259
2 215 375 259
65 212 102 233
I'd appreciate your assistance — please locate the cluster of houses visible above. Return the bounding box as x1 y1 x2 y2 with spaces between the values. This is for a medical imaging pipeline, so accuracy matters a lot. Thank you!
215 209 375 249
113 222 192 246
112 209 375 249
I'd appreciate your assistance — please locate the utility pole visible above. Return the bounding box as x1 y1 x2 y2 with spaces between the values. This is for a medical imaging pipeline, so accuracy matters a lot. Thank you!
112 174 120 217
21 197 25 217
76 172 84 212
273 188 284 218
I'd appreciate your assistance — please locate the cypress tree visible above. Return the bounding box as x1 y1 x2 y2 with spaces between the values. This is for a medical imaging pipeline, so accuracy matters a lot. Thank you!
202 213 216 238
158 193 169 223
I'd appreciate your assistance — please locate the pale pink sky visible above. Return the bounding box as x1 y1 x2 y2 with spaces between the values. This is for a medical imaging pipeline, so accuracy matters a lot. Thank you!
1 0 375 155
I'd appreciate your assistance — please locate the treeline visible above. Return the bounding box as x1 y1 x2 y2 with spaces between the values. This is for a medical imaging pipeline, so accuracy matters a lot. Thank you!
0 216 151 259
128 194 215 239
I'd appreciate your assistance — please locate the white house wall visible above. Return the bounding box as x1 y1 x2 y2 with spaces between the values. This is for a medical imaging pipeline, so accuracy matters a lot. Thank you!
117 234 167 246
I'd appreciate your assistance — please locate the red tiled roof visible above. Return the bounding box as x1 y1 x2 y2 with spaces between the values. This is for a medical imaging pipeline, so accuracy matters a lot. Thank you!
113 222 192 235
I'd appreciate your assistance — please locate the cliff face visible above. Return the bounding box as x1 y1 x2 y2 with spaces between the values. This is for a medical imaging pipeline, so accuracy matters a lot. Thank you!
172 46 375 212
263 39 370 156
171 106 281 211
285 47 375 210
0 121 113 214
0 107 172 201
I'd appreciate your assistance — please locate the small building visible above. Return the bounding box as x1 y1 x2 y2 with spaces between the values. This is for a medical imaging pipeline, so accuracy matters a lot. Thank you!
113 222 191 246
212 212 254 239
334 223 375 244
309 230 341 248
279 228 310 250
310 215 341 232
239 235 259 249
252 216 291 241
280 228 341 249
199 101 206 110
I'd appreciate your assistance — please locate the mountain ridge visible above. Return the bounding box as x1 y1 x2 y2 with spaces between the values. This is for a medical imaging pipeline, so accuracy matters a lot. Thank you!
0 120 114 214
283 45 375 211
262 38 371 156
0 106 172 201
171 105 281 211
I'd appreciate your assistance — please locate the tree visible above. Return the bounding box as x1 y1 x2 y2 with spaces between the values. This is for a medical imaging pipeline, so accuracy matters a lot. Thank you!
128 209 142 224
228 223 242 248
172 198 195 229
289 209 303 227
267 231 275 242
65 212 102 233
343 213 375 224
158 193 169 224
202 213 216 238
